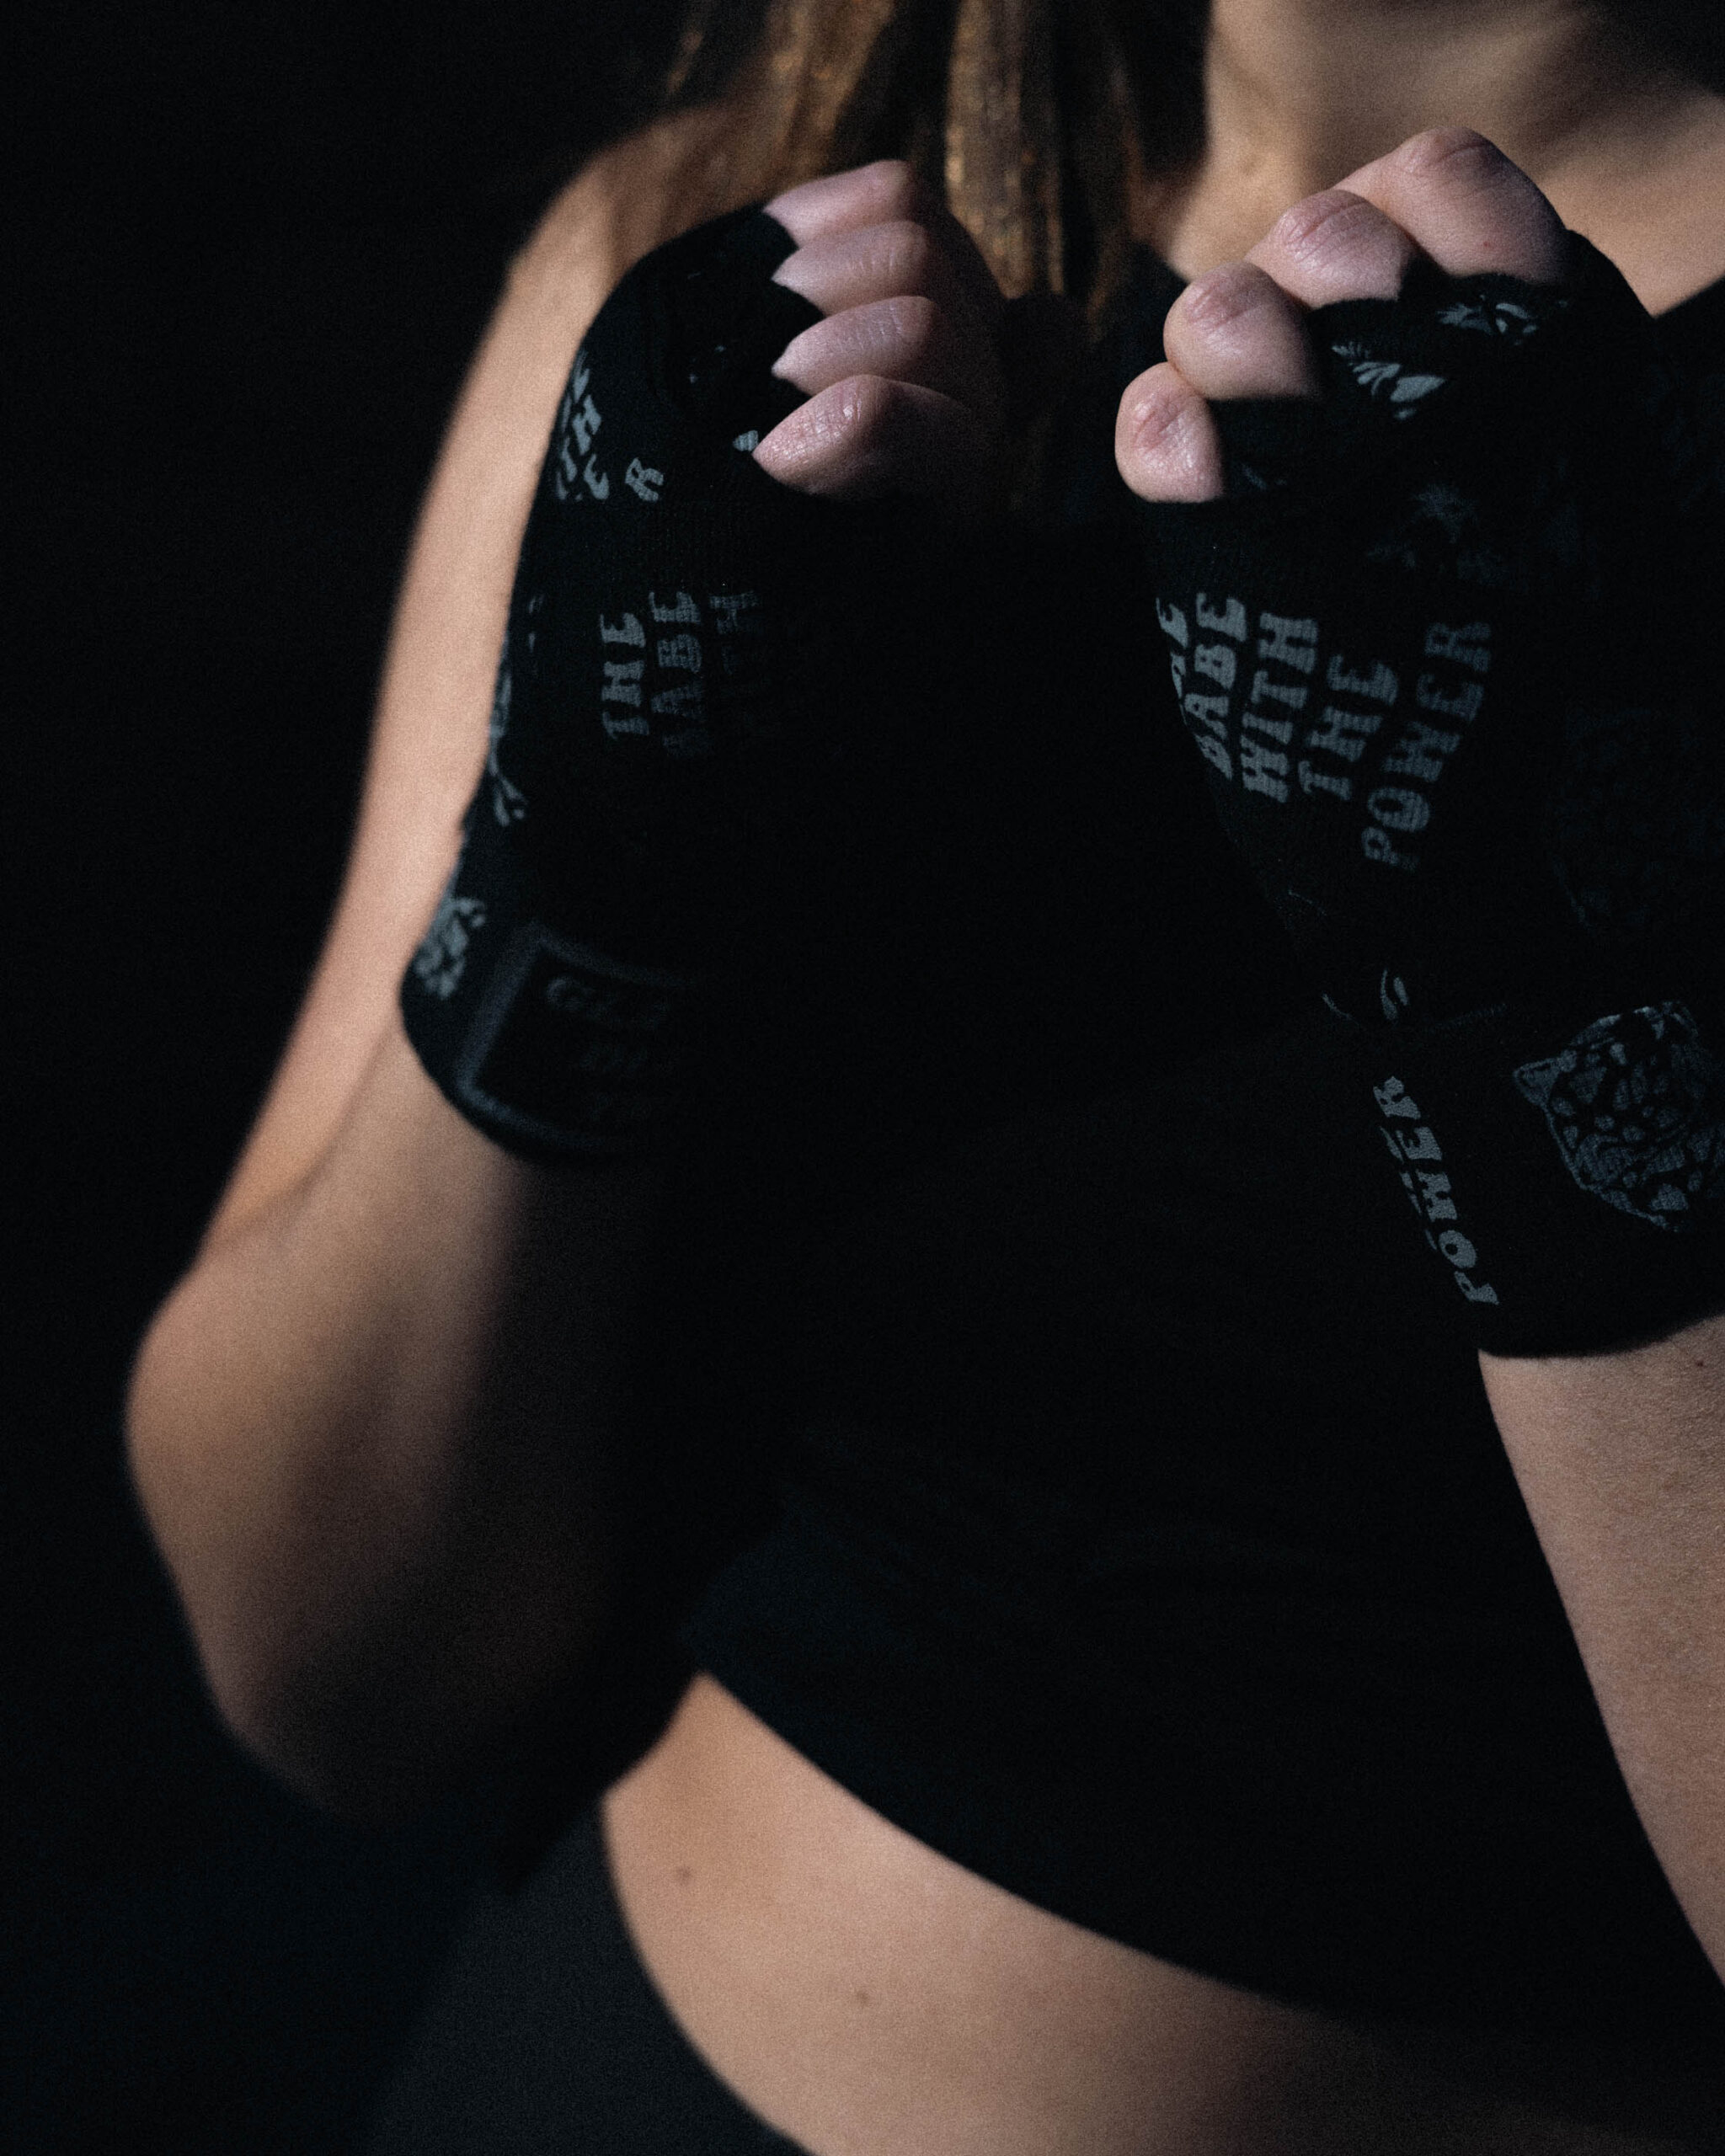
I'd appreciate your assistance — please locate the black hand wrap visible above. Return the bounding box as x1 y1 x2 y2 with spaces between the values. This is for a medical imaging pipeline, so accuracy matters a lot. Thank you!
401 209 894 1162
1143 238 1725 1352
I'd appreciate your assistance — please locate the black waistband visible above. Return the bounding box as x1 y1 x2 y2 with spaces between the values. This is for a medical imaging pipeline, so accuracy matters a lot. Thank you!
364 1806 802 2154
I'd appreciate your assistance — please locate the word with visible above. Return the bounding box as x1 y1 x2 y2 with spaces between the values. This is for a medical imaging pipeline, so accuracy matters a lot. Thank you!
1157 594 1493 871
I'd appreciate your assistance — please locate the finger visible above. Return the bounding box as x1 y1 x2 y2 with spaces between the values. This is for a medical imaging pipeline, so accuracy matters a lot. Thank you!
1337 128 1569 284
1162 261 1319 401
772 218 983 339
772 295 1004 425
755 374 993 505
766 160 926 246
1114 361 1224 504
767 159 1005 331
1247 187 1420 307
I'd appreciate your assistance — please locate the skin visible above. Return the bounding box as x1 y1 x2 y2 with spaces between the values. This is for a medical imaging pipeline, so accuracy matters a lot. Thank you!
1112 116 1725 1993
606 120 1725 2154
126 3 1725 2148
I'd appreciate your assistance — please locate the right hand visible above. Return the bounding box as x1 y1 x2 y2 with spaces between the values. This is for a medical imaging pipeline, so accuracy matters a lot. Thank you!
755 159 1012 512
398 166 1020 1161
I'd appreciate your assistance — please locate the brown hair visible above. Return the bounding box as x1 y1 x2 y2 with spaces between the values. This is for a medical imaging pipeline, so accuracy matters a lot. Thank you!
649 0 1207 313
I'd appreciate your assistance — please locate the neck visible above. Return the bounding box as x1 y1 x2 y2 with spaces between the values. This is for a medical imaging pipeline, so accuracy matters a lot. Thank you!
1143 0 1725 302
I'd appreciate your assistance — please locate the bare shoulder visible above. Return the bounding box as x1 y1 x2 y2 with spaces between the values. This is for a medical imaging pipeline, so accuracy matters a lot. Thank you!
207 103 747 1241
1544 86 1725 314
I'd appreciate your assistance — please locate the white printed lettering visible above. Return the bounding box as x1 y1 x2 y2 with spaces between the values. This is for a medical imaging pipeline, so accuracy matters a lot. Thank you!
1361 827 1418 868
1382 719 1461 782
655 634 702 673
1302 705 1383 762
1373 1078 1422 1120
600 613 645 648
1415 673 1484 723
1250 669 1309 712
1239 739 1290 800
1423 622 1492 672
1368 787 1430 833
1196 594 1247 639
1325 654 1398 705
1298 760 1352 801
1258 614 1318 675
570 393 601 456
649 590 701 624
601 660 643 707
1415 1170 1457 1222
1194 643 1238 691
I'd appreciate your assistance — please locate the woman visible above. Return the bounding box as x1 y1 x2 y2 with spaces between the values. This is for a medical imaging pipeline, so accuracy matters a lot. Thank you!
127 0 1725 2147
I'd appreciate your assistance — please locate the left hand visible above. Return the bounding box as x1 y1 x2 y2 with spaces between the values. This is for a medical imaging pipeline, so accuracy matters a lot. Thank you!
1115 131 1725 1353
1113 129 1678 1022
1118 128 1570 504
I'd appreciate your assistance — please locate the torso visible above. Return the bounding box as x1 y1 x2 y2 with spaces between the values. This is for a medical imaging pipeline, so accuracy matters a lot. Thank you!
604 1679 1721 2153
520 98 1725 2156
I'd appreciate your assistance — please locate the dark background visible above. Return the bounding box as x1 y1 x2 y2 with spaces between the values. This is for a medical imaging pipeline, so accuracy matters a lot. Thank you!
19 7 1725 2152
10 8 681 2149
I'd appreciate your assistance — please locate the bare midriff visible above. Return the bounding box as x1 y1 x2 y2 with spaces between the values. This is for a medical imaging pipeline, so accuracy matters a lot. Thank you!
600 1675 1700 2156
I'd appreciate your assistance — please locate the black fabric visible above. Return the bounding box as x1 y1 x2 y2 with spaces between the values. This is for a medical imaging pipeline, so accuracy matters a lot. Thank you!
399 207 920 1160
1139 238 1725 1025
1133 237 1725 1350
1361 993 1725 1353
364 1806 804 2153
671 243 1725 2036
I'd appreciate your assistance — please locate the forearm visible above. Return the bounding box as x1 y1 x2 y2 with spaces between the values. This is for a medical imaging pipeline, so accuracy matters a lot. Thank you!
1482 1315 1725 1976
127 1018 666 1817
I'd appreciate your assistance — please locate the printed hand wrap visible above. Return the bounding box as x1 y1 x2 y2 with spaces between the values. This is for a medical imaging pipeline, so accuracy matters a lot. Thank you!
401 209 893 1162
1143 239 1725 1351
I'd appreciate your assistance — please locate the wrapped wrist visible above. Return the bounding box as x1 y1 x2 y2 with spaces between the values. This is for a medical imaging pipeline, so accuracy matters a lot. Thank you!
1359 979 1725 1355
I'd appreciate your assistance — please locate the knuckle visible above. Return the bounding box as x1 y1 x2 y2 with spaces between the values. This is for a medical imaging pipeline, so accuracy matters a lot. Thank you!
1120 366 1198 456
1271 188 1381 264
1392 125 1503 188
856 157 923 220
1178 262 1273 334
882 291 941 356
878 218 934 288
830 372 895 439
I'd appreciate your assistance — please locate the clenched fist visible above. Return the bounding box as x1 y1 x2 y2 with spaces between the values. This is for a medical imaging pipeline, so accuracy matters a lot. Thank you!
400 163 1027 1161
1118 129 1725 1353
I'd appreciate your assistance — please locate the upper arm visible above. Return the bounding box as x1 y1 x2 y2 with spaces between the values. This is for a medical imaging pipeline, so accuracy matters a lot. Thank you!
206 108 745 1246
